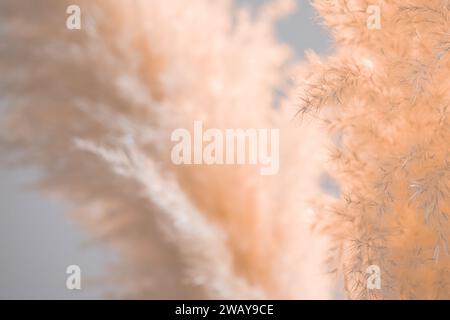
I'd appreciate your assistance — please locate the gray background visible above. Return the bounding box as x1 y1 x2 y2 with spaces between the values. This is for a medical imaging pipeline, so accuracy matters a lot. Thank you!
0 0 329 299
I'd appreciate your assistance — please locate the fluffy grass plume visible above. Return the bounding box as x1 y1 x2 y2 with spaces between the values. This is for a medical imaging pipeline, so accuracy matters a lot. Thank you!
300 0 450 299
0 0 332 299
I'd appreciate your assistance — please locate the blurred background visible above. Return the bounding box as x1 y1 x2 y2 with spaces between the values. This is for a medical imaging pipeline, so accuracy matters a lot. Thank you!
0 0 329 299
